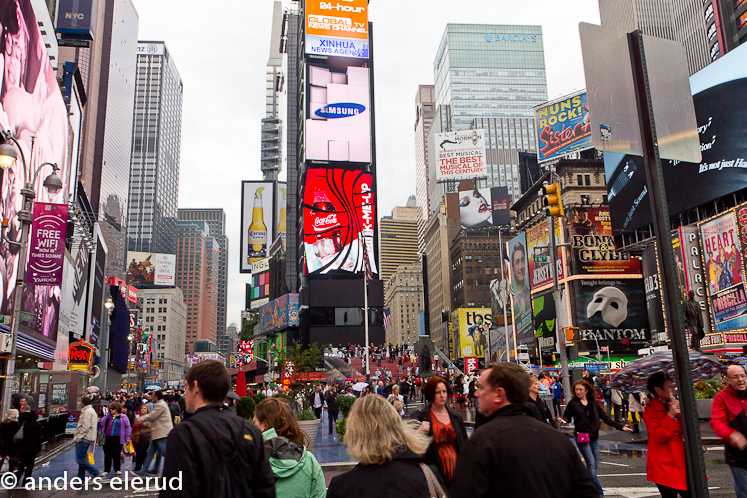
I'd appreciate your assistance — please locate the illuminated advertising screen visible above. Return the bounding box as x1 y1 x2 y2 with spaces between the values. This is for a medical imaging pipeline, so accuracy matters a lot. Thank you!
434 130 487 181
457 308 491 359
306 64 371 163
125 252 176 286
534 90 592 163
305 0 369 59
302 168 376 275
0 0 74 342
258 293 300 334
240 181 275 273
458 186 510 229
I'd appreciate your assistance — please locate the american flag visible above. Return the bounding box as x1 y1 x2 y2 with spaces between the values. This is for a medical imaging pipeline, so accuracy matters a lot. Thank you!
362 241 373 281
383 308 392 329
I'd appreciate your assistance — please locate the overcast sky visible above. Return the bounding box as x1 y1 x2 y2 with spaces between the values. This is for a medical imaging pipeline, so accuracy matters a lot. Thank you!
130 0 601 330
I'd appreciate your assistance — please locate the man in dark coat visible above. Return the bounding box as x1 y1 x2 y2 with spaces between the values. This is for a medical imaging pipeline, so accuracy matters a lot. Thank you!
683 290 704 350
324 386 339 434
160 360 275 498
450 363 598 498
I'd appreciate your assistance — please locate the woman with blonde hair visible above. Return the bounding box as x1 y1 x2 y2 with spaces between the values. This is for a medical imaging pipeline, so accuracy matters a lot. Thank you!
253 398 325 498
327 394 449 498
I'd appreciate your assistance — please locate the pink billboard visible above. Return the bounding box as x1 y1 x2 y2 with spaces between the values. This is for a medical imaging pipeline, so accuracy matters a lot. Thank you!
26 202 67 286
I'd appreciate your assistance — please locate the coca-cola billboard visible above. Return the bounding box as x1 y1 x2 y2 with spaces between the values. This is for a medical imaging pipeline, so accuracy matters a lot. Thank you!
303 168 376 275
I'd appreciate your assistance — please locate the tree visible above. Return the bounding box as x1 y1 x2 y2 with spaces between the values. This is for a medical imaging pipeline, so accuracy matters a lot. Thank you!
271 342 327 376
240 314 259 341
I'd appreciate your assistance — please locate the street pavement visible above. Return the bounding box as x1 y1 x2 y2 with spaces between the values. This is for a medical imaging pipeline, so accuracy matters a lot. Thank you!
0 404 737 497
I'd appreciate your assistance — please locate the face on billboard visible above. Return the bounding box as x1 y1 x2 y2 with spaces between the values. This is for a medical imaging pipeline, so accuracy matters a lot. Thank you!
535 91 592 163
572 279 649 352
303 168 376 275
0 0 72 332
532 292 556 350
508 233 534 345
305 0 369 59
605 46 747 233
435 130 487 181
240 181 274 273
306 65 370 163
458 186 510 229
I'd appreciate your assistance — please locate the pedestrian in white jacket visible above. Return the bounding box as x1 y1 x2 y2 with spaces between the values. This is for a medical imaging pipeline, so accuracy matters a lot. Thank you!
74 396 103 479
134 391 173 476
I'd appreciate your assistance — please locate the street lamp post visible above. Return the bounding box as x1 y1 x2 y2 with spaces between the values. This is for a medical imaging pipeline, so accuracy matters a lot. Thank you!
0 132 62 415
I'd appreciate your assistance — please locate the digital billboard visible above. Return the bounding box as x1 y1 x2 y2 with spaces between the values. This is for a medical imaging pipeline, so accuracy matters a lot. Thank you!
126 252 176 286
55 0 97 41
258 294 300 335
457 308 491 359
526 218 565 290
277 184 287 251
507 233 534 346
534 90 592 163
302 168 376 275
87 225 106 349
434 129 487 181
605 44 747 233
565 206 640 275
306 65 371 163
700 211 747 332
532 292 556 350
240 181 275 273
458 186 510 229
305 0 369 59
186 353 225 367
571 278 650 352
0 0 74 329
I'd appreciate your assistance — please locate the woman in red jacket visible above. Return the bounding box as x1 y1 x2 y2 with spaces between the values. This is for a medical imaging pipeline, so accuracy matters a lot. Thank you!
643 371 689 498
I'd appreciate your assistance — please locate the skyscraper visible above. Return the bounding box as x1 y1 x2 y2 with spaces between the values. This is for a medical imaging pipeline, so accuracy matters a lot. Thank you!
598 0 714 74
414 85 435 253
89 0 140 278
128 41 183 255
262 1 284 181
379 197 419 282
285 4 300 294
176 220 218 354
433 24 548 130
384 263 424 346
178 209 229 358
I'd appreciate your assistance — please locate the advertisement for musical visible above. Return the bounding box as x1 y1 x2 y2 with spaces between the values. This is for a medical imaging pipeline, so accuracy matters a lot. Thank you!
457 308 491 359
434 129 487 181
303 168 376 275
571 279 650 352
258 294 300 334
678 226 719 347
125 252 176 286
532 292 556 350
534 90 592 163
700 211 747 331
305 0 369 59
458 186 510 229
641 244 666 341
526 218 565 290
241 181 275 272
565 206 640 275
604 44 747 233
306 65 371 162
508 233 535 346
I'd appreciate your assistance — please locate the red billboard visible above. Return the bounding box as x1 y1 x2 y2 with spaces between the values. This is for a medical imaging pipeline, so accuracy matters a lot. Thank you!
303 168 376 275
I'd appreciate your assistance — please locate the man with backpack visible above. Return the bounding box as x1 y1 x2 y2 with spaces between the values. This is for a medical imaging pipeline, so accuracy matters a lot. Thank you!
160 360 275 498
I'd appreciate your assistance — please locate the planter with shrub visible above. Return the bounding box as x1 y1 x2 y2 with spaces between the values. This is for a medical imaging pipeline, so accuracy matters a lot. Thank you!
237 396 256 420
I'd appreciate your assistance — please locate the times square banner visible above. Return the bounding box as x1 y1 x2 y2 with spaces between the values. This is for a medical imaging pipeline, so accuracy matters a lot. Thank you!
0 0 73 348
302 168 376 275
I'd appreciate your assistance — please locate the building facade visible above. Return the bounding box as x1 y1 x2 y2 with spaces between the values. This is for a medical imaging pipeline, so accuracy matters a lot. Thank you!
136 287 187 388
598 0 714 74
90 0 140 278
433 24 549 130
423 201 461 351
414 85 436 252
262 1 284 181
450 232 504 311
384 263 424 346
178 209 229 358
379 198 419 283
127 41 183 255
176 220 218 353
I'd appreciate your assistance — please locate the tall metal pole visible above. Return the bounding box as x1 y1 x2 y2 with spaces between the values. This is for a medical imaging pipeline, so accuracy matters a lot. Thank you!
629 30 707 498
546 177 571 404
364 275 369 379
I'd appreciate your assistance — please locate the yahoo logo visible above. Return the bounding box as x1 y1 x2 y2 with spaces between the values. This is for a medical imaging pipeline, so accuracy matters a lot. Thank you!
315 102 365 119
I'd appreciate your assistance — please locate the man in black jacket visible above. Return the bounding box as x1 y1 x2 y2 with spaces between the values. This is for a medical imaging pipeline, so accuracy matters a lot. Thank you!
324 386 339 434
450 363 598 498
160 360 275 498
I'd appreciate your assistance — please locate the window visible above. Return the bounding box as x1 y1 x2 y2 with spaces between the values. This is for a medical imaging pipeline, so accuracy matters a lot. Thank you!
577 174 583 185
584 174 591 186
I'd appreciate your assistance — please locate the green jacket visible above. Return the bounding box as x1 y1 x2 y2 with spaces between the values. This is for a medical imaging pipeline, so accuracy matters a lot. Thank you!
261 428 325 498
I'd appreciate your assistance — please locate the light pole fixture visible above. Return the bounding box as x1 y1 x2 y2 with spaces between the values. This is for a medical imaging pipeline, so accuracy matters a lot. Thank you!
0 130 62 415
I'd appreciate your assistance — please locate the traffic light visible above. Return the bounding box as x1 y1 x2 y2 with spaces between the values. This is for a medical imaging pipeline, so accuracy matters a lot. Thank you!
564 326 581 343
542 182 564 217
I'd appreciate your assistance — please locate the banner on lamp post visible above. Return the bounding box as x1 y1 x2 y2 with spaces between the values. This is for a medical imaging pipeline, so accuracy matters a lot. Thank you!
26 203 68 286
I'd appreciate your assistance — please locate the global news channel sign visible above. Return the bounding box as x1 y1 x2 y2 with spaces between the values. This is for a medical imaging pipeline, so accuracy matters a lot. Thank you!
484 34 538 42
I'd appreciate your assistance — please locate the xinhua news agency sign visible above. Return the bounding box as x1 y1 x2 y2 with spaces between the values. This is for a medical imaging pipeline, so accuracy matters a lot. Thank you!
26 203 68 286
